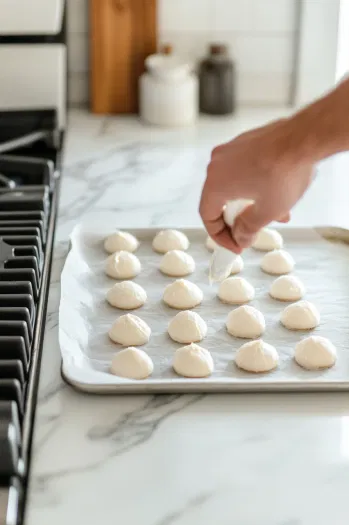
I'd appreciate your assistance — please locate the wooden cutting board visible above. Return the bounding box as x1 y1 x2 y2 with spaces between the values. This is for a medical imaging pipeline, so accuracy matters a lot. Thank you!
90 0 157 114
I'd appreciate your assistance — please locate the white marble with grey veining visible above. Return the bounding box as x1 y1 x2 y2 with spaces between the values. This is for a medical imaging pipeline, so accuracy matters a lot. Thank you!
25 109 349 525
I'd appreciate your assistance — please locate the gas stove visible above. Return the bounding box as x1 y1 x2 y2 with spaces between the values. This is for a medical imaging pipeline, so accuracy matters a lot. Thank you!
0 109 63 525
0 1 67 523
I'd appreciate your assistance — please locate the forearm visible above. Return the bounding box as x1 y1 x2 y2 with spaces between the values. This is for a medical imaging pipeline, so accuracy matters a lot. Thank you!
284 78 349 164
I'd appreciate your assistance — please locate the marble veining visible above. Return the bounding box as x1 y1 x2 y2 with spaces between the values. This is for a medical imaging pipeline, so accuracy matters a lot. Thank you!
25 109 349 525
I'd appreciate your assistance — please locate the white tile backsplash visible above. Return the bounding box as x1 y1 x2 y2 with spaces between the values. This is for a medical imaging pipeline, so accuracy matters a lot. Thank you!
68 72 89 106
212 0 297 33
250 0 297 33
235 35 294 74
211 0 252 32
67 0 299 107
237 72 291 104
67 0 88 34
158 31 212 65
68 32 89 74
158 0 213 32
159 32 294 75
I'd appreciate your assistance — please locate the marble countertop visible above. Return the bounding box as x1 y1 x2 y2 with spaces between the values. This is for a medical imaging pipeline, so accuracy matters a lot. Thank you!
25 108 349 525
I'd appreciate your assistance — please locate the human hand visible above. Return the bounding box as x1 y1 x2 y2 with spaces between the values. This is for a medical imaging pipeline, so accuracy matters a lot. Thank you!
199 118 315 253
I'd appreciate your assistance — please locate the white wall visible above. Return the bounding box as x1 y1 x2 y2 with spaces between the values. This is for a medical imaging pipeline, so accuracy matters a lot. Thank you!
295 0 341 106
336 0 349 81
67 0 89 106
67 0 298 107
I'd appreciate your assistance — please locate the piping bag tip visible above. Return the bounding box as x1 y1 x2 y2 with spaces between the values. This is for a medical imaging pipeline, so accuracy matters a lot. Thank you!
208 199 254 284
209 246 237 284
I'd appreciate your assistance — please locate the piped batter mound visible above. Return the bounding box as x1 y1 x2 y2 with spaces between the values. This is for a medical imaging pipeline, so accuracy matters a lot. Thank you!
226 305 265 339
168 310 207 343
110 347 153 379
294 336 337 370
163 279 203 309
229 255 244 275
270 275 305 301
152 229 189 253
109 314 151 346
281 300 320 330
206 236 217 252
104 230 139 254
235 340 279 373
261 249 295 275
105 251 141 279
172 343 214 378
218 277 255 305
160 250 195 277
106 281 147 309
252 228 283 251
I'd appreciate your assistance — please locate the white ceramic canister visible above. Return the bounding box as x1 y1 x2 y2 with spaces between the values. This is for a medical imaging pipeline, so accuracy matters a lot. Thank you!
139 46 198 127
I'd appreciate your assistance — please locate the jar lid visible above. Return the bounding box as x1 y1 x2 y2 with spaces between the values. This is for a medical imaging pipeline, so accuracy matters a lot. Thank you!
145 52 192 81
210 43 228 55
161 44 173 55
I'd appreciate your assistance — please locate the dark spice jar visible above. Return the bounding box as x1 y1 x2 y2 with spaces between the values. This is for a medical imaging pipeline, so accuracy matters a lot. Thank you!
199 44 236 115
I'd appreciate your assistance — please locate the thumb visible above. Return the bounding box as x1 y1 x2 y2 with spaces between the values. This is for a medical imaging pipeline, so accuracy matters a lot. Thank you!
232 203 274 249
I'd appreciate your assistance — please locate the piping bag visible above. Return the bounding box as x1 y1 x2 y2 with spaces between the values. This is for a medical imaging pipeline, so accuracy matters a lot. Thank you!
209 199 254 283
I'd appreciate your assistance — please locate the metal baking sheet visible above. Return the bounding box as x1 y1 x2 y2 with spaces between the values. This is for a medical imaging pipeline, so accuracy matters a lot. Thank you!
60 218 349 393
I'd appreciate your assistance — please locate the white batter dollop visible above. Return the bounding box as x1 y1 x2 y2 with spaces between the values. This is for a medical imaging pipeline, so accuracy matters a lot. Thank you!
163 279 203 309
295 336 337 370
104 230 139 254
226 305 265 339
206 236 217 252
235 339 279 373
261 249 295 275
252 228 283 251
230 255 244 275
106 281 147 310
173 343 214 378
218 277 255 305
168 310 207 343
270 275 305 301
105 251 141 279
109 314 151 346
160 250 195 277
110 347 153 379
152 229 189 253
281 300 320 330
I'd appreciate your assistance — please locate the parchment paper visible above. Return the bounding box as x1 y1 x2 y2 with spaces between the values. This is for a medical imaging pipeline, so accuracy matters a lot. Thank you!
59 217 349 392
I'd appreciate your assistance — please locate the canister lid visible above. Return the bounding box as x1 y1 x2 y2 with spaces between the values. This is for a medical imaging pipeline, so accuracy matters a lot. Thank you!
161 44 173 55
210 43 228 55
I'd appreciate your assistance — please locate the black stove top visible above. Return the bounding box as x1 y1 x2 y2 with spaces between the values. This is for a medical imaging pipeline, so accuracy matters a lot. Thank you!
0 109 63 525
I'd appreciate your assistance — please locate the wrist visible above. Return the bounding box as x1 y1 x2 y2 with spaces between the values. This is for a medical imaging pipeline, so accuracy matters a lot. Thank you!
286 105 333 164
285 80 349 164
282 109 331 166
264 115 318 171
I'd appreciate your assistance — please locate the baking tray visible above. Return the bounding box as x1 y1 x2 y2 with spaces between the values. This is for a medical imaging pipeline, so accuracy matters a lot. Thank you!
60 218 349 393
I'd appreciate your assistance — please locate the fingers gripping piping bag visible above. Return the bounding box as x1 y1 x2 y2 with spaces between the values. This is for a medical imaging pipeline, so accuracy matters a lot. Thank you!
209 199 254 283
